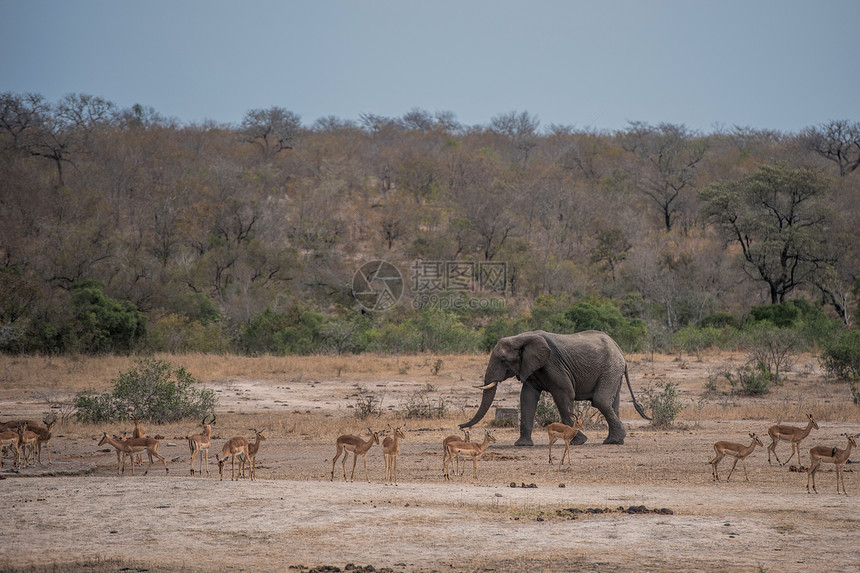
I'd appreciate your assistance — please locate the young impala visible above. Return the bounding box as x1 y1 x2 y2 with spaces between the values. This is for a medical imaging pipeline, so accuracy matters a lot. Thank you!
216 435 250 481
442 428 470 477
547 416 584 468
98 432 169 476
240 428 266 480
710 433 763 482
0 428 20 469
444 430 496 481
381 424 406 485
330 428 380 483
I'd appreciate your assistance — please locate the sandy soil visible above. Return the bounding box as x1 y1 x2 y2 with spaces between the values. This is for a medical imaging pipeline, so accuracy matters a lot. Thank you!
2 353 859 573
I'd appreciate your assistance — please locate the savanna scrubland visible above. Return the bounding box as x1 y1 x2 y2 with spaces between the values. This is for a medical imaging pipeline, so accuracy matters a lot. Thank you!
2 352 860 572
2 96 860 571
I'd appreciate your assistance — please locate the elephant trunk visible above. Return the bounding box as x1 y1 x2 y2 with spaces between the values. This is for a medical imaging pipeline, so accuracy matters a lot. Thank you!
459 383 498 429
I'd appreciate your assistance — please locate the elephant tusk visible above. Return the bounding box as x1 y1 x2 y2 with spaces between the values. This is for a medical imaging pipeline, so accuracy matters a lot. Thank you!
473 381 499 390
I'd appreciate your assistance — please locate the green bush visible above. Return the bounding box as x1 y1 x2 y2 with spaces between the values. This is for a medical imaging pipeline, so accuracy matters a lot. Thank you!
320 315 372 354
643 382 685 428
481 316 528 351
75 357 216 424
146 313 228 353
369 321 423 353
564 300 647 352
528 295 578 334
724 361 772 395
672 326 724 359
700 312 740 330
242 306 326 354
70 280 146 354
412 309 483 353
821 329 860 380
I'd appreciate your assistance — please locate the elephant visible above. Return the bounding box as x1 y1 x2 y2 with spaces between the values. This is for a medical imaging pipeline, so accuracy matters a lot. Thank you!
460 330 650 446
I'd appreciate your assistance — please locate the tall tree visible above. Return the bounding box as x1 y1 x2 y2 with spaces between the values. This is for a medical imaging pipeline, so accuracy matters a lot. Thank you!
699 164 838 304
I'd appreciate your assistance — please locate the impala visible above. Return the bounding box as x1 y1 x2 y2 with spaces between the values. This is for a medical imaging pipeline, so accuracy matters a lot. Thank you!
216 435 250 481
444 429 496 480
547 416 584 468
330 428 380 482
710 433 763 482
130 412 145 466
97 432 169 476
442 428 471 477
30 414 57 465
16 423 39 467
240 428 266 480
807 433 857 495
0 418 44 432
382 424 406 485
0 428 20 468
187 414 216 476
767 413 819 466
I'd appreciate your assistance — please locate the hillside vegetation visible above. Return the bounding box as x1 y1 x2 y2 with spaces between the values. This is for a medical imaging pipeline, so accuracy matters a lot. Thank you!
1 94 858 356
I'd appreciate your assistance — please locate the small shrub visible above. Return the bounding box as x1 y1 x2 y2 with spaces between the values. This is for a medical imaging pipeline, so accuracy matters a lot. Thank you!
643 382 685 428
401 384 447 419
430 359 443 376
743 323 800 384
74 357 215 424
534 392 560 427
352 386 384 420
725 361 772 395
571 401 605 429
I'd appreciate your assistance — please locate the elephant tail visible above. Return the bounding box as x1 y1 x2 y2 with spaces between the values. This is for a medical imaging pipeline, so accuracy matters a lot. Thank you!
625 365 651 421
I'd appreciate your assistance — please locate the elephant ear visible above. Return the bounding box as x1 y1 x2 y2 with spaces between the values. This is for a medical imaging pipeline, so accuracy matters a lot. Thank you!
516 333 551 382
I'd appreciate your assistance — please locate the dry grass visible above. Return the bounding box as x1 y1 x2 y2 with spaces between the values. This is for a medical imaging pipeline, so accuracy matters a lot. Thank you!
2 350 858 429
0 352 487 392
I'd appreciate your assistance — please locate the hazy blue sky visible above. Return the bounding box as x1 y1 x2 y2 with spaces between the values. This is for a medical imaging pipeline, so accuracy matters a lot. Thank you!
2 1 857 133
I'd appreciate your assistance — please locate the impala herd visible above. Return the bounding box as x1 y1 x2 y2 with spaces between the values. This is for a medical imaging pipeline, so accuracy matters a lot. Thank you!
0 411 857 494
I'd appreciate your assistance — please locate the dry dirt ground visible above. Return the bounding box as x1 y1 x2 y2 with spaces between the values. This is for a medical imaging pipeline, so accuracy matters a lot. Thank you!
1 353 859 573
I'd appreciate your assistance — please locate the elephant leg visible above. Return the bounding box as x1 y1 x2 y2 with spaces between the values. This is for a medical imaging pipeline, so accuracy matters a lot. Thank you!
515 383 540 446
550 389 587 445
593 378 626 444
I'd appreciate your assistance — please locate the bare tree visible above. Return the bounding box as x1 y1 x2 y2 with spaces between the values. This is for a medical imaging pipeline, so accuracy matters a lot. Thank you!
241 107 302 158
622 122 708 232
490 110 540 165
0 92 48 149
801 119 860 176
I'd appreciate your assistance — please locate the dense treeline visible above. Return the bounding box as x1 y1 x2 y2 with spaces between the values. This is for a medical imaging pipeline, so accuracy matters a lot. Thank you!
1 92 858 356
